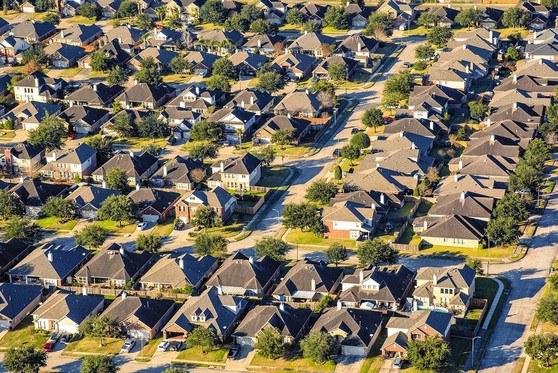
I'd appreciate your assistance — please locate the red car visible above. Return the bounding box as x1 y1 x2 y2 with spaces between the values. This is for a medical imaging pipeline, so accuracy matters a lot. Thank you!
43 341 55 352
68 133 77 140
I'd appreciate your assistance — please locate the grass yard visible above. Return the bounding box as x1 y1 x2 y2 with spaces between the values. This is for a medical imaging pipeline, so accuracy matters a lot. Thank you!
257 167 290 188
270 144 312 158
59 67 83 78
414 244 515 259
137 335 163 359
322 26 348 34
151 218 175 237
0 130 16 139
176 345 228 363
403 25 429 36
194 23 222 31
389 201 417 220
87 70 108 79
66 15 97 24
415 200 433 217
163 74 193 83
201 214 252 238
36 216 78 231
250 353 336 372
285 228 357 248
0 317 49 350
497 27 529 39
0 10 21 20
116 137 167 150
65 337 124 355
94 220 137 235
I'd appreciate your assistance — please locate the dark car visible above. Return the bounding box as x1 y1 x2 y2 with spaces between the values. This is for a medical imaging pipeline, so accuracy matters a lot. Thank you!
228 344 240 360
169 340 185 351
174 220 185 230
403 62 413 68
167 136 176 145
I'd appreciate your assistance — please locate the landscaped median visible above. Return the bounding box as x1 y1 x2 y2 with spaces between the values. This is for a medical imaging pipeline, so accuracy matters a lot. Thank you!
247 352 336 373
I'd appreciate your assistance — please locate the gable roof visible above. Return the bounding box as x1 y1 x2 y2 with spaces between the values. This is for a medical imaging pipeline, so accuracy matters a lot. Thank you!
288 32 337 51
433 174 506 199
420 214 487 241
0 283 42 320
102 295 175 329
152 155 204 184
322 201 375 225
140 253 218 288
385 310 452 337
92 151 158 180
56 24 102 44
211 153 261 175
256 115 311 138
335 34 378 54
243 34 285 50
7 141 44 160
228 51 269 69
233 304 312 339
182 187 236 209
10 179 67 206
272 52 317 73
312 307 383 347
226 89 273 113
105 25 146 45
274 91 321 114
429 192 494 220
32 291 104 324
11 20 56 40
273 259 343 298
0 238 29 269
44 42 86 62
66 83 124 106
127 188 182 215
66 185 121 210
115 83 174 104
45 143 96 165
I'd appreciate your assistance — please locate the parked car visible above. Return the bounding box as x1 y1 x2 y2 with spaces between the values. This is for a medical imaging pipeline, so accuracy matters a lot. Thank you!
228 344 240 360
403 62 412 68
43 341 55 352
174 220 185 230
60 334 70 343
137 222 148 231
393 357 404 369
49 333 59 342
157 340 170 352
68 133 77 140
333 148 341 157
121 338 136 353
169 340 184 351
351 128 359 134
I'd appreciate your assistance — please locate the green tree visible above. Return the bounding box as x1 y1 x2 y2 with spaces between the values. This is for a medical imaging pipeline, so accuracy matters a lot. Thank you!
502 7 529 30
252 146 276 166
382 71 413 107
255 327 285 359
427 26 452 47
415 44 435 60
111 112 136 137
118 0 138 18
254 236 289 261
213 58 235 79
325 243 348 266
0 190 23 219
255 71 283 92
137 113 169 138
190 120 223 142
21 45 47 65
225 14 249 32
136 57 162 85
306 180 338 204
3 217 42 243
135 13 153 29
486 216 521 247
455 8 483 29
3 347 46 373
191 205 220 228
286 8 305 26
106 168 129 192
361 107 383 132
357 238 399 267
44 13 60 25
107 66 127 86
89 51 111 72
206 75 231 92
282 203 323 234
36 0 54 12
493 192 529 222
194 232 228 257
350 132 371 150
169 56 189 74
81 355 118 373
340 144 360 165
364 13 393 38
509 161 544 195
271 129 294 147
506 47 520 61
189 142 219 161
136 233 162 253
188 327 219 353
525 138 551 167
300 331 337 364
250 19 278 34
468 101 488 121
417 13 440 28
84 135 114 164
407 337 450 371
75 225 109 248
314 294 332 312
323 6 349 30
200 0 227 23
466 258 484 275
77 2 102 19
525 333 558 368
536 293 558 325
98 195 134 226
328 62 348 81
80 315 120 347
541 0 558 9
333 165 342 179
42 197 76 223
28 114 67 151
142 143 162 156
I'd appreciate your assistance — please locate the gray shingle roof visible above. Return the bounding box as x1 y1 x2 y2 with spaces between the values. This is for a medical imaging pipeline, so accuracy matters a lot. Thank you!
140 253 218 288
312 307 383 347
233 304 312 339
0 283 42 320
31 291 104 324
273 259 343 298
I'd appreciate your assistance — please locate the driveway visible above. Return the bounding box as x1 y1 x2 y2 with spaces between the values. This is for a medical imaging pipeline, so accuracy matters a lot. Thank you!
335 355 366 373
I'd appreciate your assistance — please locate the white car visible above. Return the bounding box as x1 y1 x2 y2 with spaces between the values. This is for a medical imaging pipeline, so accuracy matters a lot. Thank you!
157 340 170 352
137 222 148 231
121 338 135 353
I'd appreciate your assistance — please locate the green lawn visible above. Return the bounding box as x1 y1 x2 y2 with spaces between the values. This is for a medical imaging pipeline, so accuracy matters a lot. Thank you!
115 137 167 150
415 244 516 259
59 67 83 78
0 130 16 140
94 220 137 235
0 317 49 350
402 25 429 36
36 216 78 231
285 228 357 248
257 167 290 188
176 345 228 363
66 15 97 24
151 218 175 237
389 201 416 220
163 74 193 83
497 27 529 39
137 335 163 359
415 201 433 217
322 26 348 34
250 353 336 372
88 70 108 79
198 214 252 239
65 337 124 355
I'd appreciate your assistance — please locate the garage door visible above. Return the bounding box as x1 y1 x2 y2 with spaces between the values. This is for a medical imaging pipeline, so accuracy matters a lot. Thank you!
54 61 67 68
0 320 9 330
236 336 255 347
143 215 159 223
129 329 150 340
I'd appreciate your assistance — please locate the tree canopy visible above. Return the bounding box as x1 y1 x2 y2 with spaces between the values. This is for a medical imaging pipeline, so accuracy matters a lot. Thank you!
357 238 399 267
282 203 323 235
306 180 338 204
325 243 348 266
98 195 135 226
3 347 47 373
254 236 290 261
106 168 129 192
74 225 109 248
81 355 119 373
194 232 228 257
136 233 162 253
4 217 42 243
188 327 219 353
407 337 450 371
300 331 337 364
28 114 67 151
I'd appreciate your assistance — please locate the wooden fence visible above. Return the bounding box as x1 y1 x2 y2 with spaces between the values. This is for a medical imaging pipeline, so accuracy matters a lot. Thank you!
58 286 190 300
235 190 271 214
453 298 489 338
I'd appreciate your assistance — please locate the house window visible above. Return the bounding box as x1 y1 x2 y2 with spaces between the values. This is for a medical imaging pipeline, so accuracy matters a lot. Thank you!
191 316 197 321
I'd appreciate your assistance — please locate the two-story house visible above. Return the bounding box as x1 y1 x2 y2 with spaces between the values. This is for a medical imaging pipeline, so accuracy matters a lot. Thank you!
334 34 379 67
208 107 257 143
13 71 66 103
92 151 159 187
41 143 97 180
322 201 376 240
166 84 225 115
52 24 103 47
1 141 44 176
286 32 337 58
115 83 175 110
150 155 205 190
10 179 68 216
175 186 237 224
208 153 262 191
274 91 323 118
59 106 111 134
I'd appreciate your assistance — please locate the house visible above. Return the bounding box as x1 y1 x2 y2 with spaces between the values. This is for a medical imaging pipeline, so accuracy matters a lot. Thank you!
0 17 9 35
115 83 175 110
65 185 121 220
44 43 86 68
2 101 62 131
208 153 262 191
66 83 124 108
140 253 219 291
525 42 558 61
197 30 244 55
413 264 476 314
377 0 415 30
92 151 159 186
313 56 359 81
163 286 247 342
419 214 487 249
287 32 337 58
151 155 205 190
494 74 557 96
0 283 43 330
10 20 57 42
383 118 444 140
272 259 343 303
434 173 506 200
382 310 453 358
61 0 80 17
0 141 44 176
322 201 376 240
312 306 384 356
78 40 130 69
228 51 269 77
256 0 287 24
300 3 327 22
53 24 103 47
0 35 30 63
330 190 401 215
101 294 175 339
233 304 312 346
254 115 311 144
167 84 225 114
345 3 371 27
334 34 379 67
59 106 110 135
143 27 188 51
9 243 91 287
184 51 221 77
462 135 521 159
41 143 97 180
225 89 274 115
274 91 322 118
408 85 466 113
205 252 281 297
479 7 504 29
20 0 35 12
339 265 415 310
427 6 459 27
175 187 237 224
488 102 544 125
10 179 68 216
74 243 154 287
428 192 495 222
272 52 317 80
450 155 516 181
454 28 500 46
97 0 122 18
32 292 105 333
102 109 153 136
104 25 145 53
209 108 257 142
160 107 201 136
373 130 434 157
243 34 286 55
127 187 181 222
0 238 30 276
13 71 65 103
130 47 179 72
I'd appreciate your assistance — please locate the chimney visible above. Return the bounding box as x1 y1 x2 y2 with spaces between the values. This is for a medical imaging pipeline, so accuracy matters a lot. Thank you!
359 269 364 283
82 287 88 296
19 176 24 183
346 0 350 5
179 101 186 108
127 24 131 29
490 134 495 143
34 77 39 87
136 184 140 191
93 84 98 91
454 173 458 182
195 86 200 95
241 100 245 108
122 292 127 300
357 42 362 52
119 247 125 255
489 29 494 44
220 161 224 172
304 30 307 35
134 80 138 85
163 165 168 177
429 121 434 130
423 219 428 230
376 162 380 169
399 131 404 138
47 251 53 262
513 74 517 82
257 39 261 48
380 193 385 204
486 118 491 127
411 142 416 150
60 30 64 38
466 64 470 74
534 30 538 40
129 151 134 158
433 274 437 285
287 113 291 119
279 303 285 311
217 285 223 295
179 258 184 269
513 102 518 110
337 301 342 310
463 44 466 51
539 59 543 64
51 151 56 161
371 202 376 210
249 256 254 264
311 278 316 291
102 180 107 189
458 158 463 170
250 96 254 105
460 191 466 200
414 174 419 180
305 88 310 94
448 3 451 8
